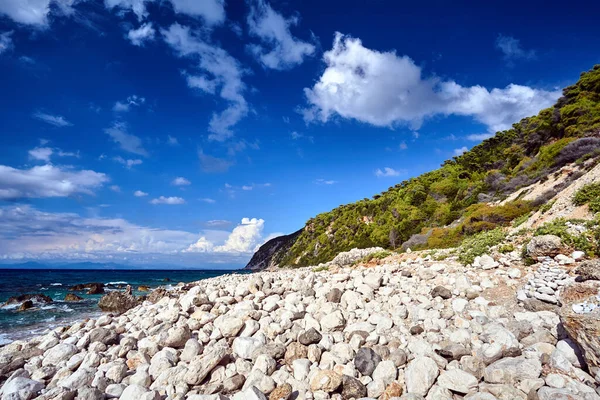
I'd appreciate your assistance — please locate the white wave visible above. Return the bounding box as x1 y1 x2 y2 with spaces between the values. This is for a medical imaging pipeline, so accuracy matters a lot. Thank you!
40 305 73 312
0 304 19 310
106 281 128 285
0 334 13 346
50 283 63 286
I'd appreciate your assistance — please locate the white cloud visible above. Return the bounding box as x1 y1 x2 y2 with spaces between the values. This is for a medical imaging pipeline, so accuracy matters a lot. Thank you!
0 31 13 54
162 23 248 141
200 198 216 204
466 133 494 141
104 122 149 157
127 22 155 46
150 196 185 205
399 141 408 150
33 111 72 127
247 0 315 70
113 94 145 112
167 135 179 146
495 34 536 63
205 219 229 227
303 33 560 133
134 190 148 197
0 0 77 27
0 164 108 200
109 185 121 192
314 178 337 185
113 156 143 168
184 236 214 252
172 177 191 186
241 183 271 191
454 146 468 156
104 0 225 25
28 147 53 162
57 149 79 158
213 217 265 253
375 167 401 177
198 149 233 173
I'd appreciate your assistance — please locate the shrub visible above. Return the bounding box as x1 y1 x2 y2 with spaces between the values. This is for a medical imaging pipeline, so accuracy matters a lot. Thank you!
539 200 556 214
312 265 329 272
461 201 532 234
554 137 600 167
426 227 463 249
498 243 515 253
535 218 597 255
512 213 531 228
458 228 506 265
574 183 600 208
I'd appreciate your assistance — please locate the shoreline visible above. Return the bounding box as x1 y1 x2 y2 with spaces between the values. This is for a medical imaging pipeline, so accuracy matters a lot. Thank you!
0 250 599 399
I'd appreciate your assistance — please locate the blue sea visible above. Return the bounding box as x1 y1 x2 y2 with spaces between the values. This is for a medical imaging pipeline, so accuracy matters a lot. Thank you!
0 268 241 345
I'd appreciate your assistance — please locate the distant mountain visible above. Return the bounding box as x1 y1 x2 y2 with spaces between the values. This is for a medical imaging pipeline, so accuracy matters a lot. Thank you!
248 65 600 269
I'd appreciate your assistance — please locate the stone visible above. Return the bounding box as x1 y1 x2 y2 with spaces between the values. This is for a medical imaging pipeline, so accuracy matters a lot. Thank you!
268 383 292 400
326 288 342 303
181 338 203 362
97 290 139 313
233 337 264 360
298 328 322 345
214 316 244 338
405 356 439 396
321 310 346 331
431 286 452 299
0 377 44 400
43 343 78 366
58 367 96 390
574 259 600 281
161 325 191 348
354 347 382 376
341 375 367 399
410 325 424 335
437 369 478 394
484 357 542 384
64 293 83 302
76 387 104 400
526 235 563 259
284 342 308 365
184 344 228 385
231 387 268 400
372 360 397 386
309 370 343 393
380 382 403 400
478 254 499 270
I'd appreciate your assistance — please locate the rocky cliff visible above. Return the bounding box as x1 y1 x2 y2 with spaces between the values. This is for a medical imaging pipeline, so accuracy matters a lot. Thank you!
248 64 600 270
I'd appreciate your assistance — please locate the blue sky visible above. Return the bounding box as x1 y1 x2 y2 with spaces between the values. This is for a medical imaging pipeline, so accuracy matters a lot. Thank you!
0 0 599 268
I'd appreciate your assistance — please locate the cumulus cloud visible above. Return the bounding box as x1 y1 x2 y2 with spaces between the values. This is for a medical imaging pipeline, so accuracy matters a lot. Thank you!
172 177 191 186
0 31 13 54
150 196 185 205
495 34 536 64
167 135 179 146
0 0 78 26
133 190 148 197
200 198 216 204
466 133 494 141
113 95 145 112
375 167 402 177
303 33 560 133
33 111 72 127
113 156 143 168
104 0 225 25
162 23 248 141
127 22 155 46
186 217 265 254
28 147 53 162
109 185 121 192
247 0 315 70
104 122 149 157
0 164 108 200
198 149 233 173
454 146 468 156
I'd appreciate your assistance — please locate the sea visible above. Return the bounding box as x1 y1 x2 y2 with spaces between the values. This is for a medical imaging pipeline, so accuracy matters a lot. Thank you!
0 268 243 345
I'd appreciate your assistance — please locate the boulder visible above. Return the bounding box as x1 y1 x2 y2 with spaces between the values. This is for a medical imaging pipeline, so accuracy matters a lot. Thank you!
69 283 105 294
405 356 439 396
18 300 34 311
0 377 44 400
64 293 83 302
3 293 52 306
526 235 563 260
431 286 452 299
309 370 342 392
560 306 600 379
574 259 600 281
98 290 139 313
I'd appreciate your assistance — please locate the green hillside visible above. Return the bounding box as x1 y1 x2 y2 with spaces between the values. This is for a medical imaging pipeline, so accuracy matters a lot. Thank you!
275 65 600 267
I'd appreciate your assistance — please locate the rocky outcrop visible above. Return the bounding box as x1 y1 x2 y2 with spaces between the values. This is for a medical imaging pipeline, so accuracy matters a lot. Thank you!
3 293 52 307
64 293 83 302
244 229 302 270
97 287 139 313
69 282 105 295
526 235 564 260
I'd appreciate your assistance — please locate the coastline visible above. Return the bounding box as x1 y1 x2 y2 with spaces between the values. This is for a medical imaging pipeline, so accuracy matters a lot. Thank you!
1 249 598 399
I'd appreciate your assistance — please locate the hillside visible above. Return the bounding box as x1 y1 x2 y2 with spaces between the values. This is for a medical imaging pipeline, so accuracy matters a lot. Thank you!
247 65 600 269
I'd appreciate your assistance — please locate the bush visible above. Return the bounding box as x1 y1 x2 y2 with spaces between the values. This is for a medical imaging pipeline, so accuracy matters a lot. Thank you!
535 218 597 255
498 243 515 253
539 200 556 214
554 137 600 167
426 227 463 249
574 183 600 208
512 213 531 228
461 201 532 234
458 228 506 265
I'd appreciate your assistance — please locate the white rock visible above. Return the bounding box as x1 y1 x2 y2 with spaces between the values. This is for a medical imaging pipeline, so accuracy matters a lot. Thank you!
405 356 439 396
437 369 478 393
0 377 44 400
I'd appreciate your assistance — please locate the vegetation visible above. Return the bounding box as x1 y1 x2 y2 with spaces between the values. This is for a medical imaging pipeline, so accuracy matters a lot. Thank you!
274 65 600 267
457 228 506 265
574 183 600 213
355 250 393 265
534 218 599 256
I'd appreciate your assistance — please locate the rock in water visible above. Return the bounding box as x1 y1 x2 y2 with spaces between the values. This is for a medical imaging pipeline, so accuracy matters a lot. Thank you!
3 293 53 306
64 293 83 302
18 300 34 311
98 290 139 313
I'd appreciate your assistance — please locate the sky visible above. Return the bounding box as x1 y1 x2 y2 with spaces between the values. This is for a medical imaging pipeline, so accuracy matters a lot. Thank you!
0 0 599 268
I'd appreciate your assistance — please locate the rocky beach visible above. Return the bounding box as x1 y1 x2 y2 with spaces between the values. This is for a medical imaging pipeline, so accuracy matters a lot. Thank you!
1 242 600 400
